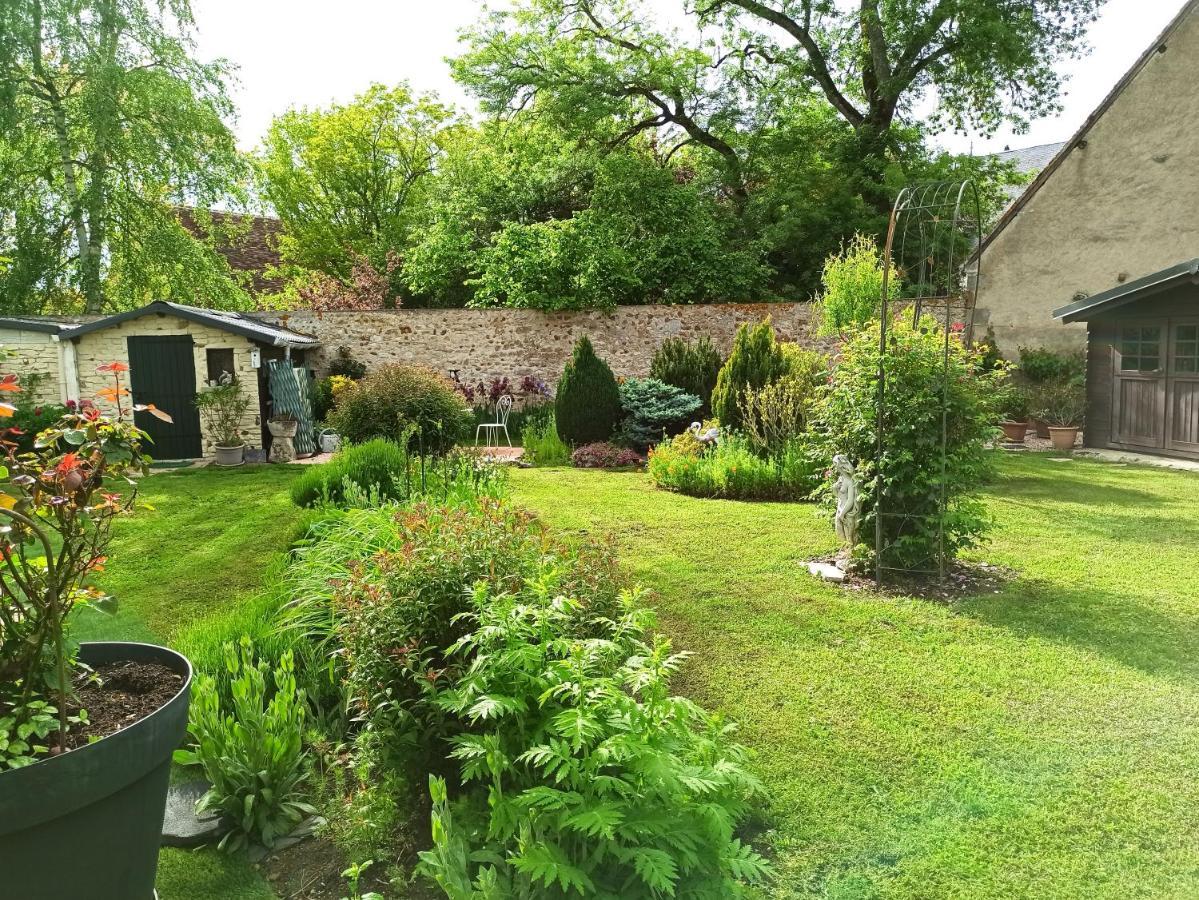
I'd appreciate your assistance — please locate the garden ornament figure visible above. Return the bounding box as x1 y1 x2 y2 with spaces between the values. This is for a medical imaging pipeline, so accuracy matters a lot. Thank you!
689 421 721 445
832 454 862 548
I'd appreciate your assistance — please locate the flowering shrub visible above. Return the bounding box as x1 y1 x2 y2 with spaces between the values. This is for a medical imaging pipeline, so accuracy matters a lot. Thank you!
0 361 168 759
570 441 643 469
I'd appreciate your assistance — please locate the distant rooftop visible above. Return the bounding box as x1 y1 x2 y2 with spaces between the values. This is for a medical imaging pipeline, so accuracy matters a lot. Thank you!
991 141 1067 174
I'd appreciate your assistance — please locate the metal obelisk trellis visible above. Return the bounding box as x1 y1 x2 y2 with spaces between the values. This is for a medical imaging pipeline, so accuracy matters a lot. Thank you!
873 181 984 584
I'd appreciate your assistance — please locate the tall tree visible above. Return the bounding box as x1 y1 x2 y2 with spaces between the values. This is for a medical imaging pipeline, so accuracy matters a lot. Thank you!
257 83 454 300
455 0 1106 208
0 0 247 314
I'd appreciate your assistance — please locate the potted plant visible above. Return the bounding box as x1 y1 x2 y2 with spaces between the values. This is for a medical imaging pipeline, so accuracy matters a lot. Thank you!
998 386 1030 444
1034 381 1087 451
0 362 193 898
195 374 251 466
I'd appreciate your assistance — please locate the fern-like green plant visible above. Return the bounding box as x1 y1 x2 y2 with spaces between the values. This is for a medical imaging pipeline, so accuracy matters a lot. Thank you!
554 336 622 446
174 637 315 851
813 233 898 336
711 319 789 432
417 568 773 897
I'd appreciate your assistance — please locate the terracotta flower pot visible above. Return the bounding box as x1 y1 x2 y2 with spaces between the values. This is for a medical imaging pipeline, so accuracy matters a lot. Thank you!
999 421 1028 443
1048 426 1079 451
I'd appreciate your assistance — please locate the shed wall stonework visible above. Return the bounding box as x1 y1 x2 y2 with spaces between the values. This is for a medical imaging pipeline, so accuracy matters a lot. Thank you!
0 329 64 405
72 314 262 454
258 303 820 385
977 4 1199 356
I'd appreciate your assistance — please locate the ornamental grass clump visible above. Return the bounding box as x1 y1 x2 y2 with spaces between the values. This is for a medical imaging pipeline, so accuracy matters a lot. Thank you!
808 317 1007 572
649 432 817 501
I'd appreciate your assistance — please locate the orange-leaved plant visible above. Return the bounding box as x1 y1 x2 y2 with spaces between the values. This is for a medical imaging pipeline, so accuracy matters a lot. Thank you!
0 361 170 762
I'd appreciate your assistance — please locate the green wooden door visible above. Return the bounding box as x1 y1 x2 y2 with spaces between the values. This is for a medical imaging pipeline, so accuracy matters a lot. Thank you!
126 335 203 459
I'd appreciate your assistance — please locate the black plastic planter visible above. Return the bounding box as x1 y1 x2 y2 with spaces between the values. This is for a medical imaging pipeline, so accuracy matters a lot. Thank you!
0 642 192 900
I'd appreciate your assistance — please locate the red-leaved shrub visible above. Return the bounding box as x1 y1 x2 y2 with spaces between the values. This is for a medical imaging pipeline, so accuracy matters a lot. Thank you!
570 442 643 469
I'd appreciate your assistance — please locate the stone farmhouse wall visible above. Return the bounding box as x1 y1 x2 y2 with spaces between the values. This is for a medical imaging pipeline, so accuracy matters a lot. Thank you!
258 303 819 386
74 314 263 454
0 329 66 405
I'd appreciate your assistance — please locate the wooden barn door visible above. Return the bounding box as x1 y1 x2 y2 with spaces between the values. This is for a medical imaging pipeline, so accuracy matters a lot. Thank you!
1166 320 1199 455
127 335 203 459
1112 322 1166 449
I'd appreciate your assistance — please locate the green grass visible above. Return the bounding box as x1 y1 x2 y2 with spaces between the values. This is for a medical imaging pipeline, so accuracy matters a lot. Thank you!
507 456 1199 899
82 455 1199 898
78 464 303 900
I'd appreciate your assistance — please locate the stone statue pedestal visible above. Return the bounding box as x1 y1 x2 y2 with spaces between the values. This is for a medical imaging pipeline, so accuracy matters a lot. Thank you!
268 418 299 463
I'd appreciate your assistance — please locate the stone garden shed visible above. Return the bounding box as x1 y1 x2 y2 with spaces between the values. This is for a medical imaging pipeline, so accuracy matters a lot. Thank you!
0 301 318 459
1054 259 1199 460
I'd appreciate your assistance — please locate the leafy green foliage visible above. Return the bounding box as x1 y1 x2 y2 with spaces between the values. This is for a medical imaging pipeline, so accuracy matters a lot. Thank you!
258 83 453 305
808 318 1007 571
0 699 84 769
194 376 251 447
1029 380 1087 428
174 637 316 852
649 432 818 502
521 411 571 466
327 347 368 381
290 438 409 507
741 346 827 457
327 365 470 453
711 320 790 433
0 0 249 313
617 377 701 451
417 565 771 897
554 337 622 446
1018 346 1087 385
649 336 723 418
467 152 765 310
813 234 898 335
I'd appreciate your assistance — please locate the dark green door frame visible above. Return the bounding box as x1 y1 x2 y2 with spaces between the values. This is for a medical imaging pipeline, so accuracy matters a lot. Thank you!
126 335 203 459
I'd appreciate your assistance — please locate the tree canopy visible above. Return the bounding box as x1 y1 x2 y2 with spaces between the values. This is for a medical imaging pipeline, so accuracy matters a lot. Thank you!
0 0 249 314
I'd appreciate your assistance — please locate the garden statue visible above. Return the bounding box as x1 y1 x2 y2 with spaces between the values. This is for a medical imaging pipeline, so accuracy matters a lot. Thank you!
832 454 862 548
689 421 721 445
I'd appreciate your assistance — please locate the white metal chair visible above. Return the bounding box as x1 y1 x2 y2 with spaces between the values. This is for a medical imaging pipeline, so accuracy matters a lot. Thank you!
475 395 514 448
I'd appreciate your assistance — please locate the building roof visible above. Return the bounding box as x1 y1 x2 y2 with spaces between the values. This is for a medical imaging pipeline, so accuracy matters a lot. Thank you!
977 0 1199 259
1053 258 1199 322
177 208 285 296
59 301 319 349
0 316 76 334
992 141 1067 174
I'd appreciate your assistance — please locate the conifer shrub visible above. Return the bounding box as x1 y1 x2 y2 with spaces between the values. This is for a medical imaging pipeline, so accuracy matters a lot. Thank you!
554 336 622 446
711 319 790 432
649 335 723 416
616 377 701 450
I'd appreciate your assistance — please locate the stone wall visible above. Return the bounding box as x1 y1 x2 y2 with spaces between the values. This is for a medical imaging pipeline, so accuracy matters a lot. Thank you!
0 329 64 405
258 303 818 386
74 314 263 454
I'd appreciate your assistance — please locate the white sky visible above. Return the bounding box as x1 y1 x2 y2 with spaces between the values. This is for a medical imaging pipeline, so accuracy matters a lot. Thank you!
191 0 1185 156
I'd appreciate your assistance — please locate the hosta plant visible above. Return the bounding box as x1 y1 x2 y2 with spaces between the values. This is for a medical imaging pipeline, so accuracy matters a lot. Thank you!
174 637 315 851
0 361 167 761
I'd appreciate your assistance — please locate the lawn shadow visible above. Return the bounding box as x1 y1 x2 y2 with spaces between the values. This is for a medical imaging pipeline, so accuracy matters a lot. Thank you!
958 575 1199 679
992 461 1169 507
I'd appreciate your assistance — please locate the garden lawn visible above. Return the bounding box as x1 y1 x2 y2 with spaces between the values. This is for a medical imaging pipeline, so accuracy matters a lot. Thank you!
84 455 1199 899
508 455 1199 899
78 464 302 900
